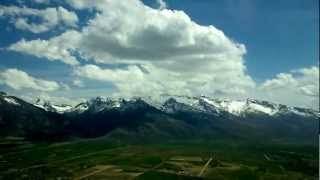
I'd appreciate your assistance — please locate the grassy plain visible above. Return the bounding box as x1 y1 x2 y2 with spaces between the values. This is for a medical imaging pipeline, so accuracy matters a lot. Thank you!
0 138 317 179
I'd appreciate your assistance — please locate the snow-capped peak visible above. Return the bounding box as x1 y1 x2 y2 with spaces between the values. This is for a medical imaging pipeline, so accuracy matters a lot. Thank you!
198 97 279 116
30 94 318 118
71 96 122 113
34 98 72 114
0 92 21 106
163 95 317 117
89 96 121 111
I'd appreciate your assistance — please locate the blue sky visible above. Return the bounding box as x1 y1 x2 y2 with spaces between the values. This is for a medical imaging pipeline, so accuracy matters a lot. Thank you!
0 0 318 108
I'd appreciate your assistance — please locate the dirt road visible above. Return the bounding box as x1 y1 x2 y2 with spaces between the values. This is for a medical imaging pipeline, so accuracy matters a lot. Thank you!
198 157 213 177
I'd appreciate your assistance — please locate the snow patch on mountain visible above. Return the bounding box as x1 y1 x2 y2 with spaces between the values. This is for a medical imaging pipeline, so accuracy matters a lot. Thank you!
34 98 72 114
50 104 73 114
72 102 89 113
220 100 247 115
33 103 45 109
172 96 315 117
3 97 20 106
247 102 274 115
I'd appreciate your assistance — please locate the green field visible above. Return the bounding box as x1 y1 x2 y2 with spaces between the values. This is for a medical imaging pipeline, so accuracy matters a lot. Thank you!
0 138 318 179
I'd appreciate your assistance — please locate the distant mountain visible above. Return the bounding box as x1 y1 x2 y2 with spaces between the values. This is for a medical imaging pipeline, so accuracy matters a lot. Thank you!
0 92 318 144
59 94 319 118
157 95 319 117
0 92 69 140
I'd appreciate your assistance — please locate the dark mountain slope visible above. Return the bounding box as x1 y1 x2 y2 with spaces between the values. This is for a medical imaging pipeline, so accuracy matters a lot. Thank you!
0 92 69 140
67 99 165 137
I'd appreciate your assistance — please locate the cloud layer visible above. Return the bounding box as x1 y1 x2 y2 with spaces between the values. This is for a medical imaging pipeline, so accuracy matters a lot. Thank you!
0 5 78 33
2 0 319 109
8 0 254 99
8 31 80 65
0 68 60 91
259 66 319 109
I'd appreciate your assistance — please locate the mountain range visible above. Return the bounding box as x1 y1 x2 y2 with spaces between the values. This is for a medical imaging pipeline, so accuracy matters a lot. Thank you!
0 91 318 144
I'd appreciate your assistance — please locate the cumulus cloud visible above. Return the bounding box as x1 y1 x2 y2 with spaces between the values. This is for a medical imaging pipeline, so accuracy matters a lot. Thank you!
259 66 319 109
74 64 180 97
8 30 80 65
0 5 78 33
3 0 318 109
9 0 247 66
261 73 298 90
8 0 254 99
74 63 255 99
0 69 60 91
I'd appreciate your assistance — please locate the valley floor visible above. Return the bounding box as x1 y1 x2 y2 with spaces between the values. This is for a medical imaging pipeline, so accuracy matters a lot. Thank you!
0 138 318 180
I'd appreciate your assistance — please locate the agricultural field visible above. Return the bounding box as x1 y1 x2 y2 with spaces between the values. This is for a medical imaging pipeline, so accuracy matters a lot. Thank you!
0 138 318 179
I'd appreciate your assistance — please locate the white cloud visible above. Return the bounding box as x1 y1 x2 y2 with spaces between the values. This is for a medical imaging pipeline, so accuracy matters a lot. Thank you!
57 6 78 27
0 68 60 91
77 64 190 98
156 0 167 10
20 92 83 106
261 73 298 90
6 0 317 109
8 31 80 65
259 66 319 109
8 0 254 99
72 79 85 87
0 5 78 33
74 63 254 99
11 0 247 65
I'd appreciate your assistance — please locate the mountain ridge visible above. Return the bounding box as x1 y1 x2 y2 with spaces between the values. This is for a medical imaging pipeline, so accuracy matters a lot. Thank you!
0 92 318 144
32 94 319 118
